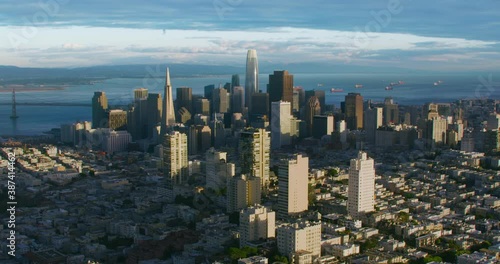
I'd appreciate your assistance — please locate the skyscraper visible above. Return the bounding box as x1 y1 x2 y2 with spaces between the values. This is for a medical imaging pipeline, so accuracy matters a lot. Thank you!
383 97 399 125
425 116 447 148
347 152 375 219
176 87 193 114
212 87 229 114
133 88 149 139
245 50 259 113
161 67 176 136
227 174 261 213
304 96 321 137
232 86 245 113
423 103 439 120
312 115 334 139
268 70 293 115
205 148 235 191
345 93 364 130
305 90 326 113
147 93 162 138
364 107 383 144
108 109 127 131
239 128 270 190
278 154 309 219
204 84 215 100
134 88 148 100
163 131 188 200
92 91 108 129
231 74 240 93
271 101 292 149
251 92 269 118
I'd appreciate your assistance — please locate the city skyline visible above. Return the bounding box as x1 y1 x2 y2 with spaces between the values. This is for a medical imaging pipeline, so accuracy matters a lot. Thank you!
3 2 500 264
0 1 499 71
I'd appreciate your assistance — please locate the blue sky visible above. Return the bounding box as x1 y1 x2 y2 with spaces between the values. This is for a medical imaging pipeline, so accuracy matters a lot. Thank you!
1 0 499 71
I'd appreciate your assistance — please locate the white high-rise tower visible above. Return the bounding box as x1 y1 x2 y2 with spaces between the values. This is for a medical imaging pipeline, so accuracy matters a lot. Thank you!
161 67 176 136
245 49 259 113
271 101 292 149
278 154 309 219
347 151 375 218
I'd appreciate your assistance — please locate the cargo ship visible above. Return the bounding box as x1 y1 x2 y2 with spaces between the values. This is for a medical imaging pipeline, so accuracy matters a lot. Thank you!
330 88 344 93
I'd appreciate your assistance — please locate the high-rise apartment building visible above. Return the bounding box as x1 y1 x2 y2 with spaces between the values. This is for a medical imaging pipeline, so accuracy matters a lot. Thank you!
278 154 309 219
239 205 276 248
227 174 261 213
347 152 375 219
163 131 188 200
239 128 271 190
277 221 321 262
425 116 448 147
102 130 132 155
271 101 292 149
205 148 235 191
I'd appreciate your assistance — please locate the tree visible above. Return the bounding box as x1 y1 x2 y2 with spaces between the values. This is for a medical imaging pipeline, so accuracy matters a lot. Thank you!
228 247 258 262
361 237 379 251
328 169 338 177
397 212 410 223
308 184 316 205
470 241 491 252
424 256 442 263
272 255 289 264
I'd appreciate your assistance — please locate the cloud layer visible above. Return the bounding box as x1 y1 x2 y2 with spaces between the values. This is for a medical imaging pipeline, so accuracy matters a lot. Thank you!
0 0 499 70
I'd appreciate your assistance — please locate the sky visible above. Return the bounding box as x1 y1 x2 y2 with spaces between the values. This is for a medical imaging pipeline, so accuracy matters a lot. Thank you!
0 0 499 71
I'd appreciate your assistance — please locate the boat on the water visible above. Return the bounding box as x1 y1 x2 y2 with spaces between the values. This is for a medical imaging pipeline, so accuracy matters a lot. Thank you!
330 88 344 93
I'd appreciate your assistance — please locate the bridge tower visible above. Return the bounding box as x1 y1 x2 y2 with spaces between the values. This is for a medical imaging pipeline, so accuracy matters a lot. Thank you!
10 87 18 119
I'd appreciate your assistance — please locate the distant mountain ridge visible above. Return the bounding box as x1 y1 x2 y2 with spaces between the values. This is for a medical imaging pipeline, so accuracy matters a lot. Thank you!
0 62 488 83
0 64 245 81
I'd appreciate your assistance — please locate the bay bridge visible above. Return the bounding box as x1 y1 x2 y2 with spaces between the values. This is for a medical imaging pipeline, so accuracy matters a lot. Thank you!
1 102 92 107
4 88 129 118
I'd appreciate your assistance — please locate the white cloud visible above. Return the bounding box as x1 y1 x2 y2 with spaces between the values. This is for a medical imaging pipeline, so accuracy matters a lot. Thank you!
0 26 498 69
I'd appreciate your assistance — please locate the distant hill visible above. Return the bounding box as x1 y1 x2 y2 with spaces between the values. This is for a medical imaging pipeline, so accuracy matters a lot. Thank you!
0 62 478 84
0 64 245 82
